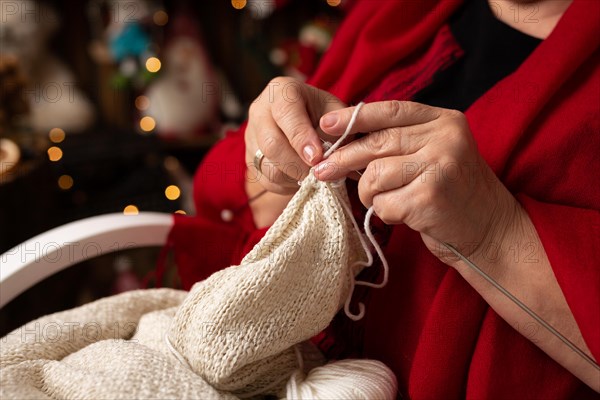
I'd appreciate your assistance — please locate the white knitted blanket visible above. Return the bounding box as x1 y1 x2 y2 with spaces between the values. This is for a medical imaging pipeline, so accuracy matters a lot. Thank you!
0 174 376 399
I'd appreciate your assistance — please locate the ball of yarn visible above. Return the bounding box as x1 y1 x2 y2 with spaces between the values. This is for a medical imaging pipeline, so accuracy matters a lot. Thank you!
285 359 398 399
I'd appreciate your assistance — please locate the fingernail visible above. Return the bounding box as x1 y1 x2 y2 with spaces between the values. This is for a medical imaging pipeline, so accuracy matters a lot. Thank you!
314 162 326 174
303 145 316 163
314 162 333 180
321 113 338 128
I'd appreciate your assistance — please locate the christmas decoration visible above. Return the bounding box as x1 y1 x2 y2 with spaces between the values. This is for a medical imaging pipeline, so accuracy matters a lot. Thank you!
0 0 95 133
87 0 161 89
142 10 219 139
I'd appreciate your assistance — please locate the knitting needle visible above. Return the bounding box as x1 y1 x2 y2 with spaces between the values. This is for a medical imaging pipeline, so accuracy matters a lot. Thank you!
442 242 600 371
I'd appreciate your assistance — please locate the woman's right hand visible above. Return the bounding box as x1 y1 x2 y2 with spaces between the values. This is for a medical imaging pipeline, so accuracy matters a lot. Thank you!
245 77 347 195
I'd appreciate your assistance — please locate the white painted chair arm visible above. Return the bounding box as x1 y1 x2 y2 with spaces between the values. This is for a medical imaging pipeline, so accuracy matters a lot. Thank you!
0 212 174 308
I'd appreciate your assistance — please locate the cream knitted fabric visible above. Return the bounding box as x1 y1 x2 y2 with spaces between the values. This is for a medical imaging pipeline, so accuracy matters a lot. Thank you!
166 173 368 397
1 169 379 399
0 289 233 399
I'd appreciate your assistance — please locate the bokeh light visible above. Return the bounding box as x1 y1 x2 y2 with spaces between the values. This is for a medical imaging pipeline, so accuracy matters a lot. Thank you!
165 185 181 200
175 210 186 215
135 95 150 111
327 0 341 6
153 10 168 26
47 146 63 162
140 116 156 132
49 128 66 143
231 0 247 9
164 156 180 172
145 57 161 73
58 175 74 190
123 205 139 215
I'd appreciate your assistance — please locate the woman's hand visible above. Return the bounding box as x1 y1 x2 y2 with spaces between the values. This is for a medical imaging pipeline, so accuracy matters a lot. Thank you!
314 100 520 265
245 77 347 195
313 100 599 389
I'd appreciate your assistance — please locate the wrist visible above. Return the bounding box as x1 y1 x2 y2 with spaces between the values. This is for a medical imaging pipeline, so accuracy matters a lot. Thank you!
467 186 525 277
440 164 521 267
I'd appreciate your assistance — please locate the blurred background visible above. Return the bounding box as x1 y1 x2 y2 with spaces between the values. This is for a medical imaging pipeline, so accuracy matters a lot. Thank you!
0 0 349 334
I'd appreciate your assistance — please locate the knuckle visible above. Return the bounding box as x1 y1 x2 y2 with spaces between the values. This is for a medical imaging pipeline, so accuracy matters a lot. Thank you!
261 134 281 159
389 126 405 144
386 100 408 120
268 76 290 86
372 198 393 224
418 185 442 209
447 109 469 129
332 148 351 172
271 99 292 121
365 160 386 193
446 109 465 120
322 90 342 106
287 123 309 148
358 184 375 209
378 214 393 225
364 130 389 154
271 77 303 104
363 167 378 192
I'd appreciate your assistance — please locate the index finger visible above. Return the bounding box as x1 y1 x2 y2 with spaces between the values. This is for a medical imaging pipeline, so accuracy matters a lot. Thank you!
272 90 323 166
319 100 441 137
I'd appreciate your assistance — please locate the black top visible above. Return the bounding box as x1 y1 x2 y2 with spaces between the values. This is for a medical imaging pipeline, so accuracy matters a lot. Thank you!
412 0 542 111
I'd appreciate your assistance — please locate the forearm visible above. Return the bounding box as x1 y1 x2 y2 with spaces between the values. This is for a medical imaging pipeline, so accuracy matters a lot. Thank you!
447 199 600 391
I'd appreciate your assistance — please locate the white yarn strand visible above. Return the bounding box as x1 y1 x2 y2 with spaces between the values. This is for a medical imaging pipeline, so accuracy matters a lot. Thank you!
355 206 390 289
164 332 191 370
321 102 390 321
323 102 365 158
336 190 372 321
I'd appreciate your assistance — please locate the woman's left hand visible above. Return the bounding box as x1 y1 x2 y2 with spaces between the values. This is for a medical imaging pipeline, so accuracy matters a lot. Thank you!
314 100 521 265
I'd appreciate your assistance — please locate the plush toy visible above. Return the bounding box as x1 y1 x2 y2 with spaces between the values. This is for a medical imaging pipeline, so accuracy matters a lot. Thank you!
0 0 95 133
142 11 220 139
87 0 156 85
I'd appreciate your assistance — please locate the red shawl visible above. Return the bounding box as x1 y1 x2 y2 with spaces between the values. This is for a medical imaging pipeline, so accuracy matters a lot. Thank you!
168 0 599 397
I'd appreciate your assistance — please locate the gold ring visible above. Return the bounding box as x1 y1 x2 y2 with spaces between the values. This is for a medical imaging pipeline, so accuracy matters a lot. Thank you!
253 149 265 174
